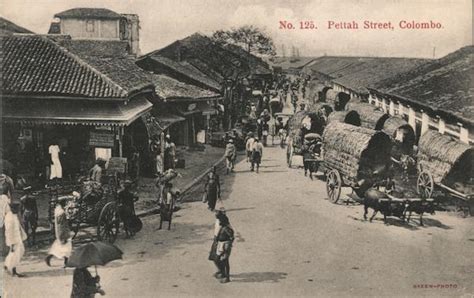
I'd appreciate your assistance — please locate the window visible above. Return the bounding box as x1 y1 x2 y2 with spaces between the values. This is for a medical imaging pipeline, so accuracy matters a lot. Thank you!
86 20 95 32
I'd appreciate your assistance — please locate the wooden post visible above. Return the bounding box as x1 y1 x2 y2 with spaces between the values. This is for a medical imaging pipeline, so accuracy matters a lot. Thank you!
118 126 124 157
160 131 165 173
408 106 416 132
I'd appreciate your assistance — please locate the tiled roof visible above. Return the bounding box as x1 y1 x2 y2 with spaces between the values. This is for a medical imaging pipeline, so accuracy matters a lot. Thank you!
303 56 428 93
1 35 153 99
138 55 221 91
55 8 122 19
150 33 251 81
373 46 474 123
149 74 220 100
0 17 33 35
222 43 272 75
66 40 130 57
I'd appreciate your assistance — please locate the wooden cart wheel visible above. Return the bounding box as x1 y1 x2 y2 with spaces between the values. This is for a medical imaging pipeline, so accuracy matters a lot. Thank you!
417 171 434 199
97 202 119 243
326 169 342 203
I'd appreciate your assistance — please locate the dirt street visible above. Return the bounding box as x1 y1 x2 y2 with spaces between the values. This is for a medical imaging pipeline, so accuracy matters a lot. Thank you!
4 145 474 297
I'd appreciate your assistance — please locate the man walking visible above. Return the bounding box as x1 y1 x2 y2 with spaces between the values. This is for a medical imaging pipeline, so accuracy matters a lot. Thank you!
251 138 264 173
245 133 255 163
224 140 236 174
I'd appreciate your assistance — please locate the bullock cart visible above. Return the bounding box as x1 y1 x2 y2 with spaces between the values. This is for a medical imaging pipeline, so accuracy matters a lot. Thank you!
286 110 325 167
322 122 393 203
416 130 474 215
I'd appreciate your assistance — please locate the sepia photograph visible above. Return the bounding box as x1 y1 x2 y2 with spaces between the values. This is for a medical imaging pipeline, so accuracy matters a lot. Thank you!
0 0 473 296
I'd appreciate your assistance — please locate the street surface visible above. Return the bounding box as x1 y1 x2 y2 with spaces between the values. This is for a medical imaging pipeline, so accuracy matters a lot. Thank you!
4 144 474 297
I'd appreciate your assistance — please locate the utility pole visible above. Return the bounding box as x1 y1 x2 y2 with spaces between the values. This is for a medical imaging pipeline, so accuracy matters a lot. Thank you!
281 44 286 57
432 47 436 58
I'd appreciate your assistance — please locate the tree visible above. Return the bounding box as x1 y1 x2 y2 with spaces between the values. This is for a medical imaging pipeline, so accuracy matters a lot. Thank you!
212 25 276 57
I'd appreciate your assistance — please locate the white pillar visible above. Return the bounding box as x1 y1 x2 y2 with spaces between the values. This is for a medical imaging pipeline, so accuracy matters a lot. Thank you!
421 110 429 136
368 94 374 105
398 102 404 116
381 99 387 113
437 117 445 134
388 100 395 116
408 106 416 131
459 123 469 144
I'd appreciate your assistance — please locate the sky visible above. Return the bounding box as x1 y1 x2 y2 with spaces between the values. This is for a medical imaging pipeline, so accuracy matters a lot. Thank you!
1 0 472 58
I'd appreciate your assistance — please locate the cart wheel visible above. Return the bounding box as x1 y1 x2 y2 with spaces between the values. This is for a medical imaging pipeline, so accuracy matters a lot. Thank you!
326 169 342 203
97 202 119 243
417 171 434 199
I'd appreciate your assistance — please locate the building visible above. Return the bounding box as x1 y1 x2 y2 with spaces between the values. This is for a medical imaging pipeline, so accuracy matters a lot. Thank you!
147 74 221 146
368 46 474 144
1 34 154 180
49 7 140 56
302 56 427 108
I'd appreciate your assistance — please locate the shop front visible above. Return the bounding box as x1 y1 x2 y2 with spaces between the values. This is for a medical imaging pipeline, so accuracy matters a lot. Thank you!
1 97 153 183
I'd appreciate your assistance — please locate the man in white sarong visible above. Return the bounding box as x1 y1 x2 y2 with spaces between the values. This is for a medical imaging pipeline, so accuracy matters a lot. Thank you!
4 202 27 277
45 198 72 267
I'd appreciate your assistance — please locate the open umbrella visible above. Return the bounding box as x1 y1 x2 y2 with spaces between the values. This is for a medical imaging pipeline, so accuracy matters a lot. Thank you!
66 241 123 269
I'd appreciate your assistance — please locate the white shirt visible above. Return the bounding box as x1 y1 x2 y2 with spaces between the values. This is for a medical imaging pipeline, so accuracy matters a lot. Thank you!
49 144 60 160
246 138 255 151
0 194 11 227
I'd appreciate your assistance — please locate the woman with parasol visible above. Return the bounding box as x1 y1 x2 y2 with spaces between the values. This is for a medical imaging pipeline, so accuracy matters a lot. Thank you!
67 241 123 297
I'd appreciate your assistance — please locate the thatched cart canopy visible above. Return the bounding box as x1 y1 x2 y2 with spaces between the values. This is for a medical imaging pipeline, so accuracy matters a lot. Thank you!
418 130 474 185
322 122 392 181
345 102 389 130
288 110 325 137
326 89 339 102
307 81 327 102
308 102 334 117
382 116 416 157
327 111 361 127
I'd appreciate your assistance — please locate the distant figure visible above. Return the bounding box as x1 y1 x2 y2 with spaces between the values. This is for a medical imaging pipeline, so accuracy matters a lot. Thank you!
210 210 226 278
117 181 140 237
251 138 264 173
5 202 27 277
204 167 221 211
20 186 38 246
224 140 236 174
45 198 72 267
159 182 178 230
245 133 255 163
88 159 104 183
71 267 105 297
216 214 234 283
165 135 177 170
129 147 140 181
49 141 63 181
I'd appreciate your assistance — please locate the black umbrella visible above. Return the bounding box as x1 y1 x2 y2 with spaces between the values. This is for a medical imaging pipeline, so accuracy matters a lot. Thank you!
66 241 123 269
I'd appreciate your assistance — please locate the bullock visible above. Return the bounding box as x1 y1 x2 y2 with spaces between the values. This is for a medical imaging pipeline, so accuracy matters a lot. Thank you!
403 199 435 226
362 189 406 224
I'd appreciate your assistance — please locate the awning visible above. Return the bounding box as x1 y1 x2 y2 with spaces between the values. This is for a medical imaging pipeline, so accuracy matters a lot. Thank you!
142 112 185 138
2 97 153 126
196 102 218 116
